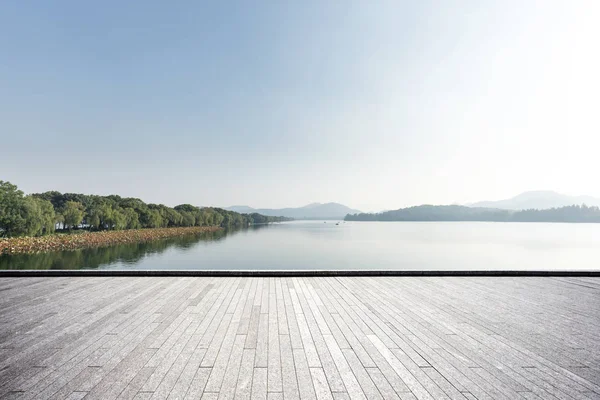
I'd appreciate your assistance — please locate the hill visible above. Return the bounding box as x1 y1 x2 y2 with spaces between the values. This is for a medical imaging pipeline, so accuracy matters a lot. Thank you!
470 191 600 210
345 204 600 223
226 202 361 220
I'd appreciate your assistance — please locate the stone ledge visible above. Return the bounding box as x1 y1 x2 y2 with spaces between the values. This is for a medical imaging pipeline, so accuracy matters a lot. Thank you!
1 269 599 277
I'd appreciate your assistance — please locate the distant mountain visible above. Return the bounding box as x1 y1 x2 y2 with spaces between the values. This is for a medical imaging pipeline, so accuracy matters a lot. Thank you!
301 203 324 209
226 202 362 220
224 205 255 213
469 191 600 210
346 204 600 223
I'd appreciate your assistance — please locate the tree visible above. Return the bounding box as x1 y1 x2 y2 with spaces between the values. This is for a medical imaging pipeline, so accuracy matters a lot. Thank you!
97 203 114 229
174 204 199 213
112 207 127 230
54 213 65 231
63 201 84 230
86 205 101 230
31 197 56 235
213 211 224 226
147 209 163 228
179 211 195 227
3 180 286 237
123 207 140 229
199 209 212 226
163 207 183 227
22 197 43 236
32 191 66 211
0 181 27 237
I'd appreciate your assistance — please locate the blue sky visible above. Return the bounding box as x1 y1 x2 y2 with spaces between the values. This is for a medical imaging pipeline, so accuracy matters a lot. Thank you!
2 1 599 211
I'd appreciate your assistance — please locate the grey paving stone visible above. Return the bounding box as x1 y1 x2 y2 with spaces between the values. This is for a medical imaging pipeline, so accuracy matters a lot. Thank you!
0 277 598 400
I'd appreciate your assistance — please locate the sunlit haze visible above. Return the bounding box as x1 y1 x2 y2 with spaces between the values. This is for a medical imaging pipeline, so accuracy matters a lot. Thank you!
2 1 599 211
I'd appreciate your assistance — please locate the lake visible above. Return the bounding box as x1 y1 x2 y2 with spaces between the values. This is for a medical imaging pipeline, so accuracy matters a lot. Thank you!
2 221 600 270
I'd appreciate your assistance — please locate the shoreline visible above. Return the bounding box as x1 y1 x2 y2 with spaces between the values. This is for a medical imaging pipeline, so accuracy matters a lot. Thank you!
0 226 221 255
1 269 599 277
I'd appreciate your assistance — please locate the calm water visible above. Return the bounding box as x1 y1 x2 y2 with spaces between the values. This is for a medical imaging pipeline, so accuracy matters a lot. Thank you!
2 221 600 270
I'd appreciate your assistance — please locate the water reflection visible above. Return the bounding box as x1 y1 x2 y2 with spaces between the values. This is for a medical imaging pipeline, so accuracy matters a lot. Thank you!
4 221 599 271
0 227 260 270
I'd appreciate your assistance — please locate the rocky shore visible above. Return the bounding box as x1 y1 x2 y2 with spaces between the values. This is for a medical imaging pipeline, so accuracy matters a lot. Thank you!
0 226 221 255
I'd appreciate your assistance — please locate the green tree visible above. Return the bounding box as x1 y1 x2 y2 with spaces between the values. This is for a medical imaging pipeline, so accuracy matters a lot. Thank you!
112 207 127 230
63 201 85 230
174 204 199 213
147 209 163 228
0 181 27 237
213 211 224 226
4 180 284 237
86 204 101 230
97 203 114 229
22 197 43 236
31 197 56 235
123 207 140 229
179 211 195 227
55 213 65 231
163 207 183 227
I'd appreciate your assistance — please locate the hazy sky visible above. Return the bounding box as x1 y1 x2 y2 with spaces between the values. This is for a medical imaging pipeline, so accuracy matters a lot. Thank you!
2 1 599 212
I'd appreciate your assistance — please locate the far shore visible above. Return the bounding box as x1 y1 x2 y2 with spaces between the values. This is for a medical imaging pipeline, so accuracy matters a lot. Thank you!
0 226 221 256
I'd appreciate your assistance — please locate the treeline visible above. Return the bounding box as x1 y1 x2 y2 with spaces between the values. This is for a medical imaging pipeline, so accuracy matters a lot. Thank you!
345 204 600 223
0 180 291 238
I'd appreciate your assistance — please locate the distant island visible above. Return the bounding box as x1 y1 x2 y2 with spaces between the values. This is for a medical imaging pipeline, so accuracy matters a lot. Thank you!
226 202 361 220
345 204 600 223
468 190 600 210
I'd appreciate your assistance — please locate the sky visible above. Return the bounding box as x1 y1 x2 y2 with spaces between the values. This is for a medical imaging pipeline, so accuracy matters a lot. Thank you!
1 1 599 212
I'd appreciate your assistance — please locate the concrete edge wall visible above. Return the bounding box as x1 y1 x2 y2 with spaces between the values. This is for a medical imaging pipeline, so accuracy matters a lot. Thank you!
1 270 599 277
